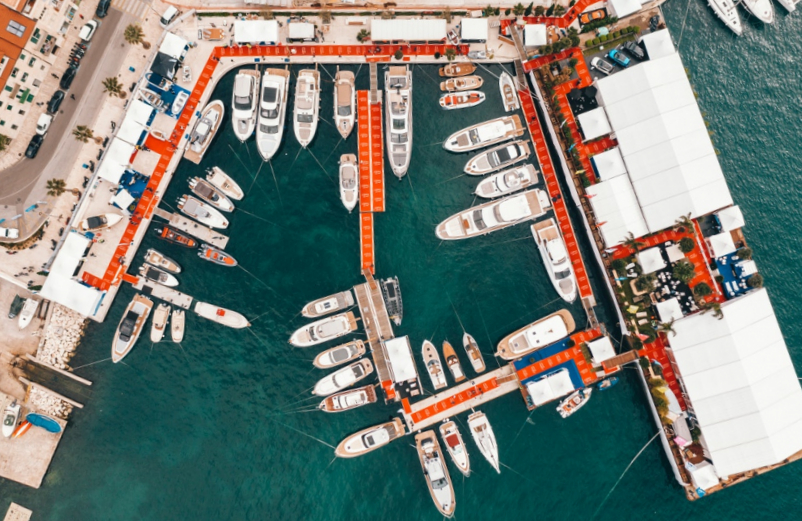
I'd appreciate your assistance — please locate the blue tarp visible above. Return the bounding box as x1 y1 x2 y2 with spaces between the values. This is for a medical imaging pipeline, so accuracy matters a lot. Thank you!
715 251 756 299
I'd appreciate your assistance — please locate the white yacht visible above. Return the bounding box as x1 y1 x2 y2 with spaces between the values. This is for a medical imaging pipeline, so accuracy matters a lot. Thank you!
499 72 520 112
335 418 405 458
256 68 290 161
532 219 578 303
301 290 355 319
467 411 500 473
422 340 447 390
206 167 244 201
464 140 530 175
775 0 798 12
289 311 358 347
150 303 170 343
439 420 470 477
112 294 153 363
138 264 179 287
193 302 250 329
707 0 744 35
435 189 550 241
339 153 359 212
444 115 524 153
231 69 260 142
313 340 366 369
496 309 576 361
313 359 373 396
463 332 486 373
742 0 775 22
186 100 224 164
17 298 39 330
319 385 377 413
475 164 538 199
415 430 456 518
189 177 235 212
177 195 229 229
334 68 356 139
144 249 181 274
171 308 185 342
293 69 320 148
385 66 413 179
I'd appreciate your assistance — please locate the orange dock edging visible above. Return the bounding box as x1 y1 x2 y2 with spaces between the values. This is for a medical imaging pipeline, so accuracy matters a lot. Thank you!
356 87 385 274
410 377 502 425
214 44 468 60
514 329 601 386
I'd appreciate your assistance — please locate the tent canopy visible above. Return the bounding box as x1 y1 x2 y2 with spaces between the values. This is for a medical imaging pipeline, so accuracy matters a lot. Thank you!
588 337 616 363
656 297 683 323
371 19 446 41
607 0 642 18
288 22 315 40
111 189 136 213
526 368 575 406
40 232 103 317
591 147 627 181
117 118 147 146
150 52 178 80
128 99 155 127
709 232 736 258
234 20 279 44
524 24 547 47
97 139 136 185
576 106 612 141
384 336 417 383
665 243 685 263
689 461 720 491
586 175 649 247
717 205 745 232
159 32 188 61
638 246 666 274
461 18 488 41
640 29 675 60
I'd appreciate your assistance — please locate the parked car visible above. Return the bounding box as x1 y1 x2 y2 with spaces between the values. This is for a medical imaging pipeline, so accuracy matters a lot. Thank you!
25 134 43 159
47 91 65 114
96 0 111 17
622 41 645 60
607 49 631 68
60 66 77 90
79 20 98 42
36 114 53 135
590 57 614 76
0 227 19 239
160 6 180 27
579 9 606 25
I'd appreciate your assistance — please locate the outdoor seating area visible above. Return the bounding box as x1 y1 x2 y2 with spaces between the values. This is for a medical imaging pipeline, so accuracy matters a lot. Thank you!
715 251 758 299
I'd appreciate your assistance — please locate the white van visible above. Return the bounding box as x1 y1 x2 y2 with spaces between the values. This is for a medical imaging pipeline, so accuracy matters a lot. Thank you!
36 114 53 135
160 6 180 27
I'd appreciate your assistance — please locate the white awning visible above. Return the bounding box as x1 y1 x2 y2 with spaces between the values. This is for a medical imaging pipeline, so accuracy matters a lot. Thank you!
716 205 745 232
526 368 574 406
234 20 279 44
110 189 136 213
461 18 488 41
288 22 315 40
588 336 616 363
50 231 90 277
129 99 155 127
640 29 675 60
607 0 643 18
371 19 446 41
159 32 188 60
656 297 683 323
709 232 736 258
591 147 627 180
666 243 685 263
40 232 103 317
586 175 649 247
688 461 720 491
524 24 547 47
576 106 611 141
97 139 136 185
117 118 147 146
383 336 418 383
638 246 666 274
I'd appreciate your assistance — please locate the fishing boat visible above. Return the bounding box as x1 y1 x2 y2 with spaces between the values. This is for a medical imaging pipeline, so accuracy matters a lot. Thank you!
333 68 356 139
313 339 366 369
598 377 619 391
475 164 538 199
415 430 456 518
177 195 229 229
442 340 465 383
439 420 470 476
422 340 448 390
138 264 179 287
339 153 358 212
335 417 405 458
439 91 485 110
289 311 358 347
206 166 244 201
467 411 500 473
557 388 592 418
112 294 153 362
462 333 486 373
464 140 530 175
144 249 181 274
198 244 237 267
706 0 743 35
385 65 413 179
2 401 20 438
496 309 576 361
7 294 23 319
155 227 197 248
293 69 320 148
18 298 39 330
26 413 61 433
186 100 224 164
444 115 524 153
150 303 170 343
532 219 578 303
319 385 377 413
741 0 774 22
256 68 290 161
435 189 550 241
11 421 31 438
381 277 403 326
189 177 235 212
79 213 123 232
439 62 476 77
313 359 374 396
775 0 798 12
231 69 260 141
440 75 484 92
499 72 520 113
193 301 250 328
171 308 185 342
301 290 355 319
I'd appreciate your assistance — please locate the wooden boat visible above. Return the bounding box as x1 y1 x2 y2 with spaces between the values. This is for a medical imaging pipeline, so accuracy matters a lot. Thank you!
2 401 20 438
467 411 500 473
422 340 447 390
319 385 377 413
496 309 576 361
598 377 619 391
313 340 365 369
145 249 181 274
150 303 170 343
177 195 229 229
334 68 355 139
499 72 521 113
155 227 197 248
112 294 153 363
339 153 358 213
189 177 235 212
12 420 31 438
26 413 61 433
415 430 456 517
231 69 260 142
440 75 483 92
462 332 486 373
335 417 405 458
442 340 465 383
193 301 250 329
18 298 39 331
290 312 358 347
171 308 185 342
464 140 530 175
198 244 237 267
301 291 355 319
80 213 123 232
439 91 485 110
293 69 321 148
474 164 538 199
186 99 224 164
312 359 374 396
557 388 592 418
443 115 524 153
206 166 244 201
139 264 179 287
439 62 476 77
439 420 470 476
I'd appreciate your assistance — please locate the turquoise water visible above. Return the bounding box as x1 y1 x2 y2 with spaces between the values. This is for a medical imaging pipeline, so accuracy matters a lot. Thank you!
3 8 802 519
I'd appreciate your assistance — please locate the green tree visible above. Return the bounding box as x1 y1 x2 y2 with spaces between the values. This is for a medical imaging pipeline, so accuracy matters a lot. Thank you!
356 29 370 43
442 7 452 23
534 5 546 16
701 301 724 320
553 4 566 15
524 2 533 15
72 125 94 143
483 4 494 16
102 77 126 99
657 319 676 337
693 282 712 298
672 260 695 283
679 236 695 253
445 48 456 61
46 178 66 197
747 273 764 288
513 2 526 16
124 24 150 49
674 212 694 234
736 247 753 260
568 57 579 67
259 8 274 19
0 133 10 152
393 49 403 60
621 231 644 252
634 273 656 292
321 8 332 24
611 258 626 274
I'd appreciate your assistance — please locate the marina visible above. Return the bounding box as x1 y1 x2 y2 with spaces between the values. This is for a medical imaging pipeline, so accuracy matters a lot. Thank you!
152 208 229 249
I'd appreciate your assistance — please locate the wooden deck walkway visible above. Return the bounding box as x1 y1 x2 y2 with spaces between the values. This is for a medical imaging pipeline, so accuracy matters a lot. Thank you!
356 80 385 273
152 208 229 249
130 275 194 309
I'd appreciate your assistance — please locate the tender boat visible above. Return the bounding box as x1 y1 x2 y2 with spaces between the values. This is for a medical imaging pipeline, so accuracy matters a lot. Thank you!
80 213 123 232
198 244 237 267
464 140 530 175
706 0 743 35
155 227 197 248
312 359 374 396
177 195 229 229
439 91 485 110
496 309 576 361
475 164 538 199
112 294 153 362
335 417 405 458
385 65 413 179
422 340 448 390
231 69 260 142
442 340 465 383
18 298 39 330
440 75 484 92
598 377 619 391
138 264 179 287
532 219 578 303
439 420 470 476
415 430 456 518
435 189 550 241
339 153 359 212
186 100 224 164
313 340 366 369
444 115 524 153
193 301 250 328
381 277 403 326
301 290 355 319
333 68 356 139
189 177 235 212
319 385 377 413
150 303 170 343
289 311 358 347
26 413 61 433
293 69 320 148
144 249 181 274
499 72 521 113
256 68 290 161
467 411 500 473
2 401 20 438
462 332 486 373
206 166 244 201
742 0 774 22
557 388 592 418
439 62 476 77
171 308 185 342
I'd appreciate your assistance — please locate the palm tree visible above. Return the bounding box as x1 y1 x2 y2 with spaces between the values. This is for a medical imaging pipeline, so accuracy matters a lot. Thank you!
46 178 66 197
672 260 696 283
701 301 724 320
124 24 150 49
621 231 644 253
657 319 676 337
634 273 656 293
102 77 126 99
445 48 456 62
72 125 94 143
0 133 10 152
674 213 694 234
356 29 370 43
513 2 526 16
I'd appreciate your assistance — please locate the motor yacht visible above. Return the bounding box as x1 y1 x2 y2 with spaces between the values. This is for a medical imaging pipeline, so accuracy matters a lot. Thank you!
289 311 358 347
80 213 123 232
462 332 486 373
177 195 229 229
312 359 374 396
112 294 153 362
440 75 483 92
557 388 592 418
150 303 170 342
301 290 355 319
313 340 366 369
206 166 244 201
335 418 405 458
334 68 356 139
231 69 260 141
18 298 39 330
319 385 377 413
380 277 403 326
439 420 470 476
138 264 179 287
193 302 250 329
256 68 290 161
171 308 185 342
186 100 224 164
385 66 413 179
475 164 538 199
339 153 359 212
706 0 743 35
155 227 197 248
189 177 235 212
464 140 530 175
444 115 524 153
774 0 798 12
439 91 485 110
144 249 181 274
415 430 456 518
496 309 576 361
293 69 320 147
442 340 465 383
499 72 520 112
422 340 447 390
742 0 774 22
532 219 578 303
467 411 500 473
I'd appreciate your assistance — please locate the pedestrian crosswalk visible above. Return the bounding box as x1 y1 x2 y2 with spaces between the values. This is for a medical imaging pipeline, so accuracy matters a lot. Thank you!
111 0 148 19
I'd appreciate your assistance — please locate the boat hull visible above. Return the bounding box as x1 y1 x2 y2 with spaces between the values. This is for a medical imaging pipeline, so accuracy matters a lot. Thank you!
499 72 521 112
463 333 486 373
256 69 290 161
339 154 359 212
422 340 447 390
312 359 374 396
301 290 355 319
232 70 260 142
293 70 320 148
443 341 465 383
415 430 456 517
474 164 538 199
314 340 366 369
171 308 185 342
289 311 358 347
194 301 250 328
112 294 153 363
178 195 229 229
439 420 471 477
319 384 377 412
467 411 500 473
439 91 485 110
334 69 356 139
145 249 182 274
496 309 576 361
150 303 170 343
206 167 244 201
335 418 405 458
186 100 224 164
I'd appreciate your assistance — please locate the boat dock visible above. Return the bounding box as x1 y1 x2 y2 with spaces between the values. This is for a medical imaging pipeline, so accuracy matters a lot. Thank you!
123 273 194 309
4 503 32 521
152 207 229 249
357 65 385 273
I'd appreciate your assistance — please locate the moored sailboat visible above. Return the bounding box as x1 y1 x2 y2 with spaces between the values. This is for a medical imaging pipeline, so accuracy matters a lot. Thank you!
706 0 743 35
422 340 447 390
442 340 465 383
467 410 500 473
741 0 774 22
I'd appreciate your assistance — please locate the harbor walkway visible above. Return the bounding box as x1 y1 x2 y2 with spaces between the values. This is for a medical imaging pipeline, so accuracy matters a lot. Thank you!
514 329 601 386
357 82 385 273
129 275 194 309
216 44 469 61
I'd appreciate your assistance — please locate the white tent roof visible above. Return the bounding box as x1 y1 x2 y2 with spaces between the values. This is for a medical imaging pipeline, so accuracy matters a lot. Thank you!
656 297 683 323
234 20 279 44
588 336 616 363
638 246 666 274
688 461 720 491
50 231 90 277
586 175 649 247
709 232 737 258
607 0 643 18
384 336 418 383
717 205 745 232
666 243 685 263
97 139 136 185
129 99 155 127
159 32 188 60
640 29 675 60
524 24 547 47
117 118 147 146
288 22 315 40
591 147 627 180
371 19 446 41
526 368 575 406
110 189 135 213
668 288 802 477
40 232 103 317
461 18 488 41
576 106 612 141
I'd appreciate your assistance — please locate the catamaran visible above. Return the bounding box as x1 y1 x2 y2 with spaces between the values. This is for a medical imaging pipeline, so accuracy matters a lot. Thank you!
138 264 179 287
706 0 743 35
144 249 181 274
335 418 405 458
496 309 576 361
312 359 374 396
439 420 470 476
557 388 592 418
313 340 366 369
206 166 244 201
462 333 486 373
422 340 448 390
499 72 520 112
742 0 774 22
186 100 224 164
150 303 170 343
532 220 578 303
334 68 356 139
475 164 538 199
440 75 483 92
442 340 465 383
177 195 229 229
171 308 185 342
319 385 377 413
385 65 413 179
231 69 260 142
293 69 320 148
464 140 530 175
467 411 500 473
112 294 153 362
439 91 485 110
301 290 355 318
339 153 359 212
415 430 456 518
439 62 476 77
443 115 524 153
256 68 290 161
80 213 123 232
289 311 358 347
193 302 250 329
189 177 235 212
18 298 39 330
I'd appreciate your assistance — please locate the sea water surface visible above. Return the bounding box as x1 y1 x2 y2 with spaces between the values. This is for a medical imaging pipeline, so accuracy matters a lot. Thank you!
3 6 802 519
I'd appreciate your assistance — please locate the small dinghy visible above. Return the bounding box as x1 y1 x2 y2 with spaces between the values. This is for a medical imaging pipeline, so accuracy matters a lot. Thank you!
206 166 244 201
439 419 470 476
499 72 520 113
313 340 366 369
443 340 465 383
462 332 486 373
198 244 237 267
12 420 31 438
150 303 170 343
144 248 181 274
2 401 20 438
422 340 447 390
171 308 185 342
319 385 377 413
439 91 485 110
189 177 235 212
26 413 62 433
439 62 477 77
177 195 229 229
18 298 39 331
440 75 484 92
312 359 374 396
339 153 359 212
598 377 619 391
139 264 179 287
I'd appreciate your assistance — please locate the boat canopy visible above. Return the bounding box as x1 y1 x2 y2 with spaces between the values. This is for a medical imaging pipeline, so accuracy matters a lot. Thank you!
288 22 316 41
656 297 683 323
590 146 627 181
97 139 136 185
587 336 616 364
585 175 649 247
637 246 666 275
640 28 676 60
523 24 547 47
607 0 643 18
576 107 612 142
716 205 745 232
159 32 189 61
496 195 530 222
